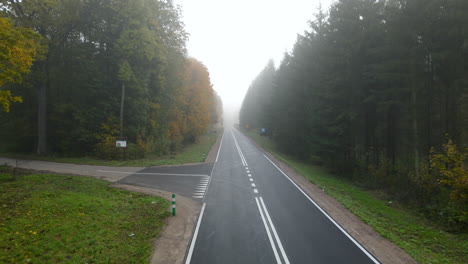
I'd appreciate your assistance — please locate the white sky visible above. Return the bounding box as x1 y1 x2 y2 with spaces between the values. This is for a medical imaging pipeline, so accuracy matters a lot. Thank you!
174 0 334 120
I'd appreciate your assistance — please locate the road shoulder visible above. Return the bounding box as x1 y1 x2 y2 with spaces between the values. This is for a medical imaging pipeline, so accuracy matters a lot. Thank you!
205 129 223 163
111 184 201 264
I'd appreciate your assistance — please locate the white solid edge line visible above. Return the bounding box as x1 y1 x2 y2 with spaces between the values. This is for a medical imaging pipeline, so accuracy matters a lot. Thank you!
132 172 210 177
97 170 135 174
259 197 290 264
97 170 210 177
203 129 224 203
215 130 225 163
255 197 282 264
231 131 242 164
186 131 225 262
263 154 381 264
236 137 247 166
185 203 206 264
231 130 248 166
235 131 246 165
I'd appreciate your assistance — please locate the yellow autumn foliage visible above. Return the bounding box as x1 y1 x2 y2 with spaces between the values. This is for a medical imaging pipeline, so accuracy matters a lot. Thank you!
0 17 40 112
167 58 214 148
430 138 467 224
430 139 468 202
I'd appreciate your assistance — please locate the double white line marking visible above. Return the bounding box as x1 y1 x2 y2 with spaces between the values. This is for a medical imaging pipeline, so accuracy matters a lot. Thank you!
232 130 289 263
256 197 290 264
232 130 248 166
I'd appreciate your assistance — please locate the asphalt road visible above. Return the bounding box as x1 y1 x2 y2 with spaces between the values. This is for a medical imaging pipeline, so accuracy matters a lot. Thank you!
185 128 380 264
118 163 214 199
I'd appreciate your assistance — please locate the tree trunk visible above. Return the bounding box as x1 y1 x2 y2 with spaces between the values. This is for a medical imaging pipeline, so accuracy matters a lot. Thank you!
411 80 419 176
36 59 49 155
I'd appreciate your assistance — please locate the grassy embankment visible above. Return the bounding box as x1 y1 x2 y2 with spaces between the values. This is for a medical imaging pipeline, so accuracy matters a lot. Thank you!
0 168 169 263
246 129 467 264
0 132 218 167
0 131 221 262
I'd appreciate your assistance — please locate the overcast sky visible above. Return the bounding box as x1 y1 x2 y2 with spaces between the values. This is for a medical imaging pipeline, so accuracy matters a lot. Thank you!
174 0 334 120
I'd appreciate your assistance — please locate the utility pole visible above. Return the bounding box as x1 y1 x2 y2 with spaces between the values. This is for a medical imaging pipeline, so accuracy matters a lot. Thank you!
120 83 125 137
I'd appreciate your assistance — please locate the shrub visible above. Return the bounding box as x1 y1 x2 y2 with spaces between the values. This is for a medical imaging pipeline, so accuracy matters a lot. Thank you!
430 139 467 228
95 134 121 160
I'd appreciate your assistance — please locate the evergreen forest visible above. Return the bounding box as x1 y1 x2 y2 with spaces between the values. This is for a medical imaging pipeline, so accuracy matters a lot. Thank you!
240 0 467 230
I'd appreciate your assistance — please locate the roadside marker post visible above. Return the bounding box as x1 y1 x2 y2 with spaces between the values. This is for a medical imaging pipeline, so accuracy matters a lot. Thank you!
172 194 176 216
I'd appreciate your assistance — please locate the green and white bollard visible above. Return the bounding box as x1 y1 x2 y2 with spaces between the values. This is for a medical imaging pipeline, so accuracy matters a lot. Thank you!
172 194 176 216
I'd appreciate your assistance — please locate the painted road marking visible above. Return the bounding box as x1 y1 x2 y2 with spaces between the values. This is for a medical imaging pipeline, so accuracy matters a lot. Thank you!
204 130 225 203
251 183 256 187
255 197 282 264
193 176 209 199
232 130 248 166
249 178 253 182
259 197 290 264
185 203 206 264
98 170 209 177
253 189 259 194
215 131 225 163
263 154 380 264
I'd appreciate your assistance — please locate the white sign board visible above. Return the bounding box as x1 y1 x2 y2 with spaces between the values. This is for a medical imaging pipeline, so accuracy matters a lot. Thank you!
116 140 127 148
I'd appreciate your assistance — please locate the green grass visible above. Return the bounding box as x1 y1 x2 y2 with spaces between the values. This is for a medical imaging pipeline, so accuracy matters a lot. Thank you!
0 169 170 263
1 132 219 167
246 129 467 264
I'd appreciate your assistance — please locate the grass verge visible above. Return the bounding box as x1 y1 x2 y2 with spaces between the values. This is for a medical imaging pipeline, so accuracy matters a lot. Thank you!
0 132 219 167
246 129 467 264
0 168 170 263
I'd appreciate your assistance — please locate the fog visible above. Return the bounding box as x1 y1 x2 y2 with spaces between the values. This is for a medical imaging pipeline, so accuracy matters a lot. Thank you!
174 0 334 123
